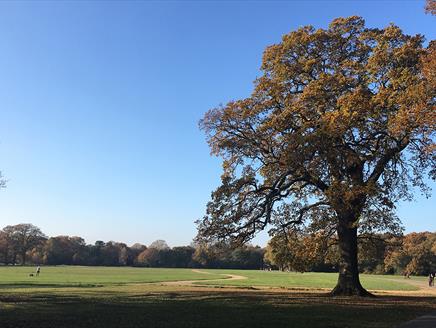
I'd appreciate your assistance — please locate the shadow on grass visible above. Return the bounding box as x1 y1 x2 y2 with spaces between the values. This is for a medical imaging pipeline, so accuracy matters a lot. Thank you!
0 290 435 328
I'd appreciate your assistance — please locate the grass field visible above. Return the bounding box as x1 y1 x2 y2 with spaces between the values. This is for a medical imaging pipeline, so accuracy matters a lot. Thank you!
0 266 224 287
0 266 421 291
197 269 421 291
0 266 434 328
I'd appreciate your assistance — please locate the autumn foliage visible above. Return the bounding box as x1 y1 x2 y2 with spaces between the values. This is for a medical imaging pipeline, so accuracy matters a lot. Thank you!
265 230 436 276
425 0 436 15
197 16 435 296
385 232 436 275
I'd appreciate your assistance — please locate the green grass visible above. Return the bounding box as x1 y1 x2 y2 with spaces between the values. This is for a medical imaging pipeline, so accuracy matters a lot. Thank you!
197 269 420 291
0 266 224 288
0 266 420 291
0 266 433 328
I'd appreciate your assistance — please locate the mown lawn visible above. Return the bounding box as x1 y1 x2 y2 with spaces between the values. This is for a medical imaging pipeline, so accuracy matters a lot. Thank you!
197 269 421 291
0 266 420 291
0 266 224 287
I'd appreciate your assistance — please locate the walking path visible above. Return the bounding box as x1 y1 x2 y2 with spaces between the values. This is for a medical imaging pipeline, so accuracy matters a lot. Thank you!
159 269 247 286
397 312 436 328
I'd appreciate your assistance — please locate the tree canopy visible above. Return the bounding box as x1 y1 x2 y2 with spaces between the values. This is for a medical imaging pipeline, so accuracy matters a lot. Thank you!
425 0 436 15
2 224 47 264
197 16 435 296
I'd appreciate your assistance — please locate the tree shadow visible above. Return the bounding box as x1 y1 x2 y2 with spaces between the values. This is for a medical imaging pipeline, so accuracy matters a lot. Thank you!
0 290 434 328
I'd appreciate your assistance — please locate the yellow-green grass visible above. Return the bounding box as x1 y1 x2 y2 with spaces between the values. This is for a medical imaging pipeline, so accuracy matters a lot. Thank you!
197 269 421 291
0 266 421 291
0 266 224 288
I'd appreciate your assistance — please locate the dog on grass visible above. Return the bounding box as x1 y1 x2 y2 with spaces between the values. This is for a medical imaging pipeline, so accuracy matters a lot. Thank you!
29 273 34 277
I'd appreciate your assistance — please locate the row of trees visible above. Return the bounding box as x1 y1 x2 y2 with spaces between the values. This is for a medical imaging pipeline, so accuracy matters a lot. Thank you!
265 231 436 276
0 224 264 269
1 223 433 275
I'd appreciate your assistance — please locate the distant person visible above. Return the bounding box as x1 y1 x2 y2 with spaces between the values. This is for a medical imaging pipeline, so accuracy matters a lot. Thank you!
36 265 41 277
431 273 435 287
428 273 433 287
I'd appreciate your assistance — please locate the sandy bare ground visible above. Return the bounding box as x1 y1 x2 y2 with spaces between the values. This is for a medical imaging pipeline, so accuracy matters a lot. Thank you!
160 269 247 286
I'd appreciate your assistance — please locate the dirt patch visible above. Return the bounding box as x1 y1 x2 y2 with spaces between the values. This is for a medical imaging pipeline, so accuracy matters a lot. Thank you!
161 269 247 286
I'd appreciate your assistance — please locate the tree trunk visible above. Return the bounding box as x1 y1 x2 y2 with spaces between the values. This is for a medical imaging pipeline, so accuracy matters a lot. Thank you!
22 251 26 265
2 250 8 264
331 221 373 297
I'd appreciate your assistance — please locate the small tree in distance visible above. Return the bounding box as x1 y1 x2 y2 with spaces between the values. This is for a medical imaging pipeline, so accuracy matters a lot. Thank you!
196 16 435 296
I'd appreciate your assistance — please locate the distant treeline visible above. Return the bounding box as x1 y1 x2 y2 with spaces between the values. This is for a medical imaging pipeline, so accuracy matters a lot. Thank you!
0 224 434 275
0 224 264 269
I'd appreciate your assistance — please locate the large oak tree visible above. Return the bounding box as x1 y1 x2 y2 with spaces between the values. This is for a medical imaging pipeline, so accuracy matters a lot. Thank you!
196 17 435 296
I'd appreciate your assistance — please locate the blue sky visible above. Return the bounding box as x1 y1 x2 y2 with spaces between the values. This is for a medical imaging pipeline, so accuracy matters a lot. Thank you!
0 1 434 247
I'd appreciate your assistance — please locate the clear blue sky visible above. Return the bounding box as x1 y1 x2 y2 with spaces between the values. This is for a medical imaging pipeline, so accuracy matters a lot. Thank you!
0 1 434 247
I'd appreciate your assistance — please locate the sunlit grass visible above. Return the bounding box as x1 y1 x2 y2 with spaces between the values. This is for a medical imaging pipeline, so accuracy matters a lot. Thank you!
0 266 224 287
197 269 420 291
0 266 421 291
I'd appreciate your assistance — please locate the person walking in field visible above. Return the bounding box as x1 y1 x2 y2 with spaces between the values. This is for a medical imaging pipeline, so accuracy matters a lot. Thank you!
36 265 41 277
428 273 434 287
